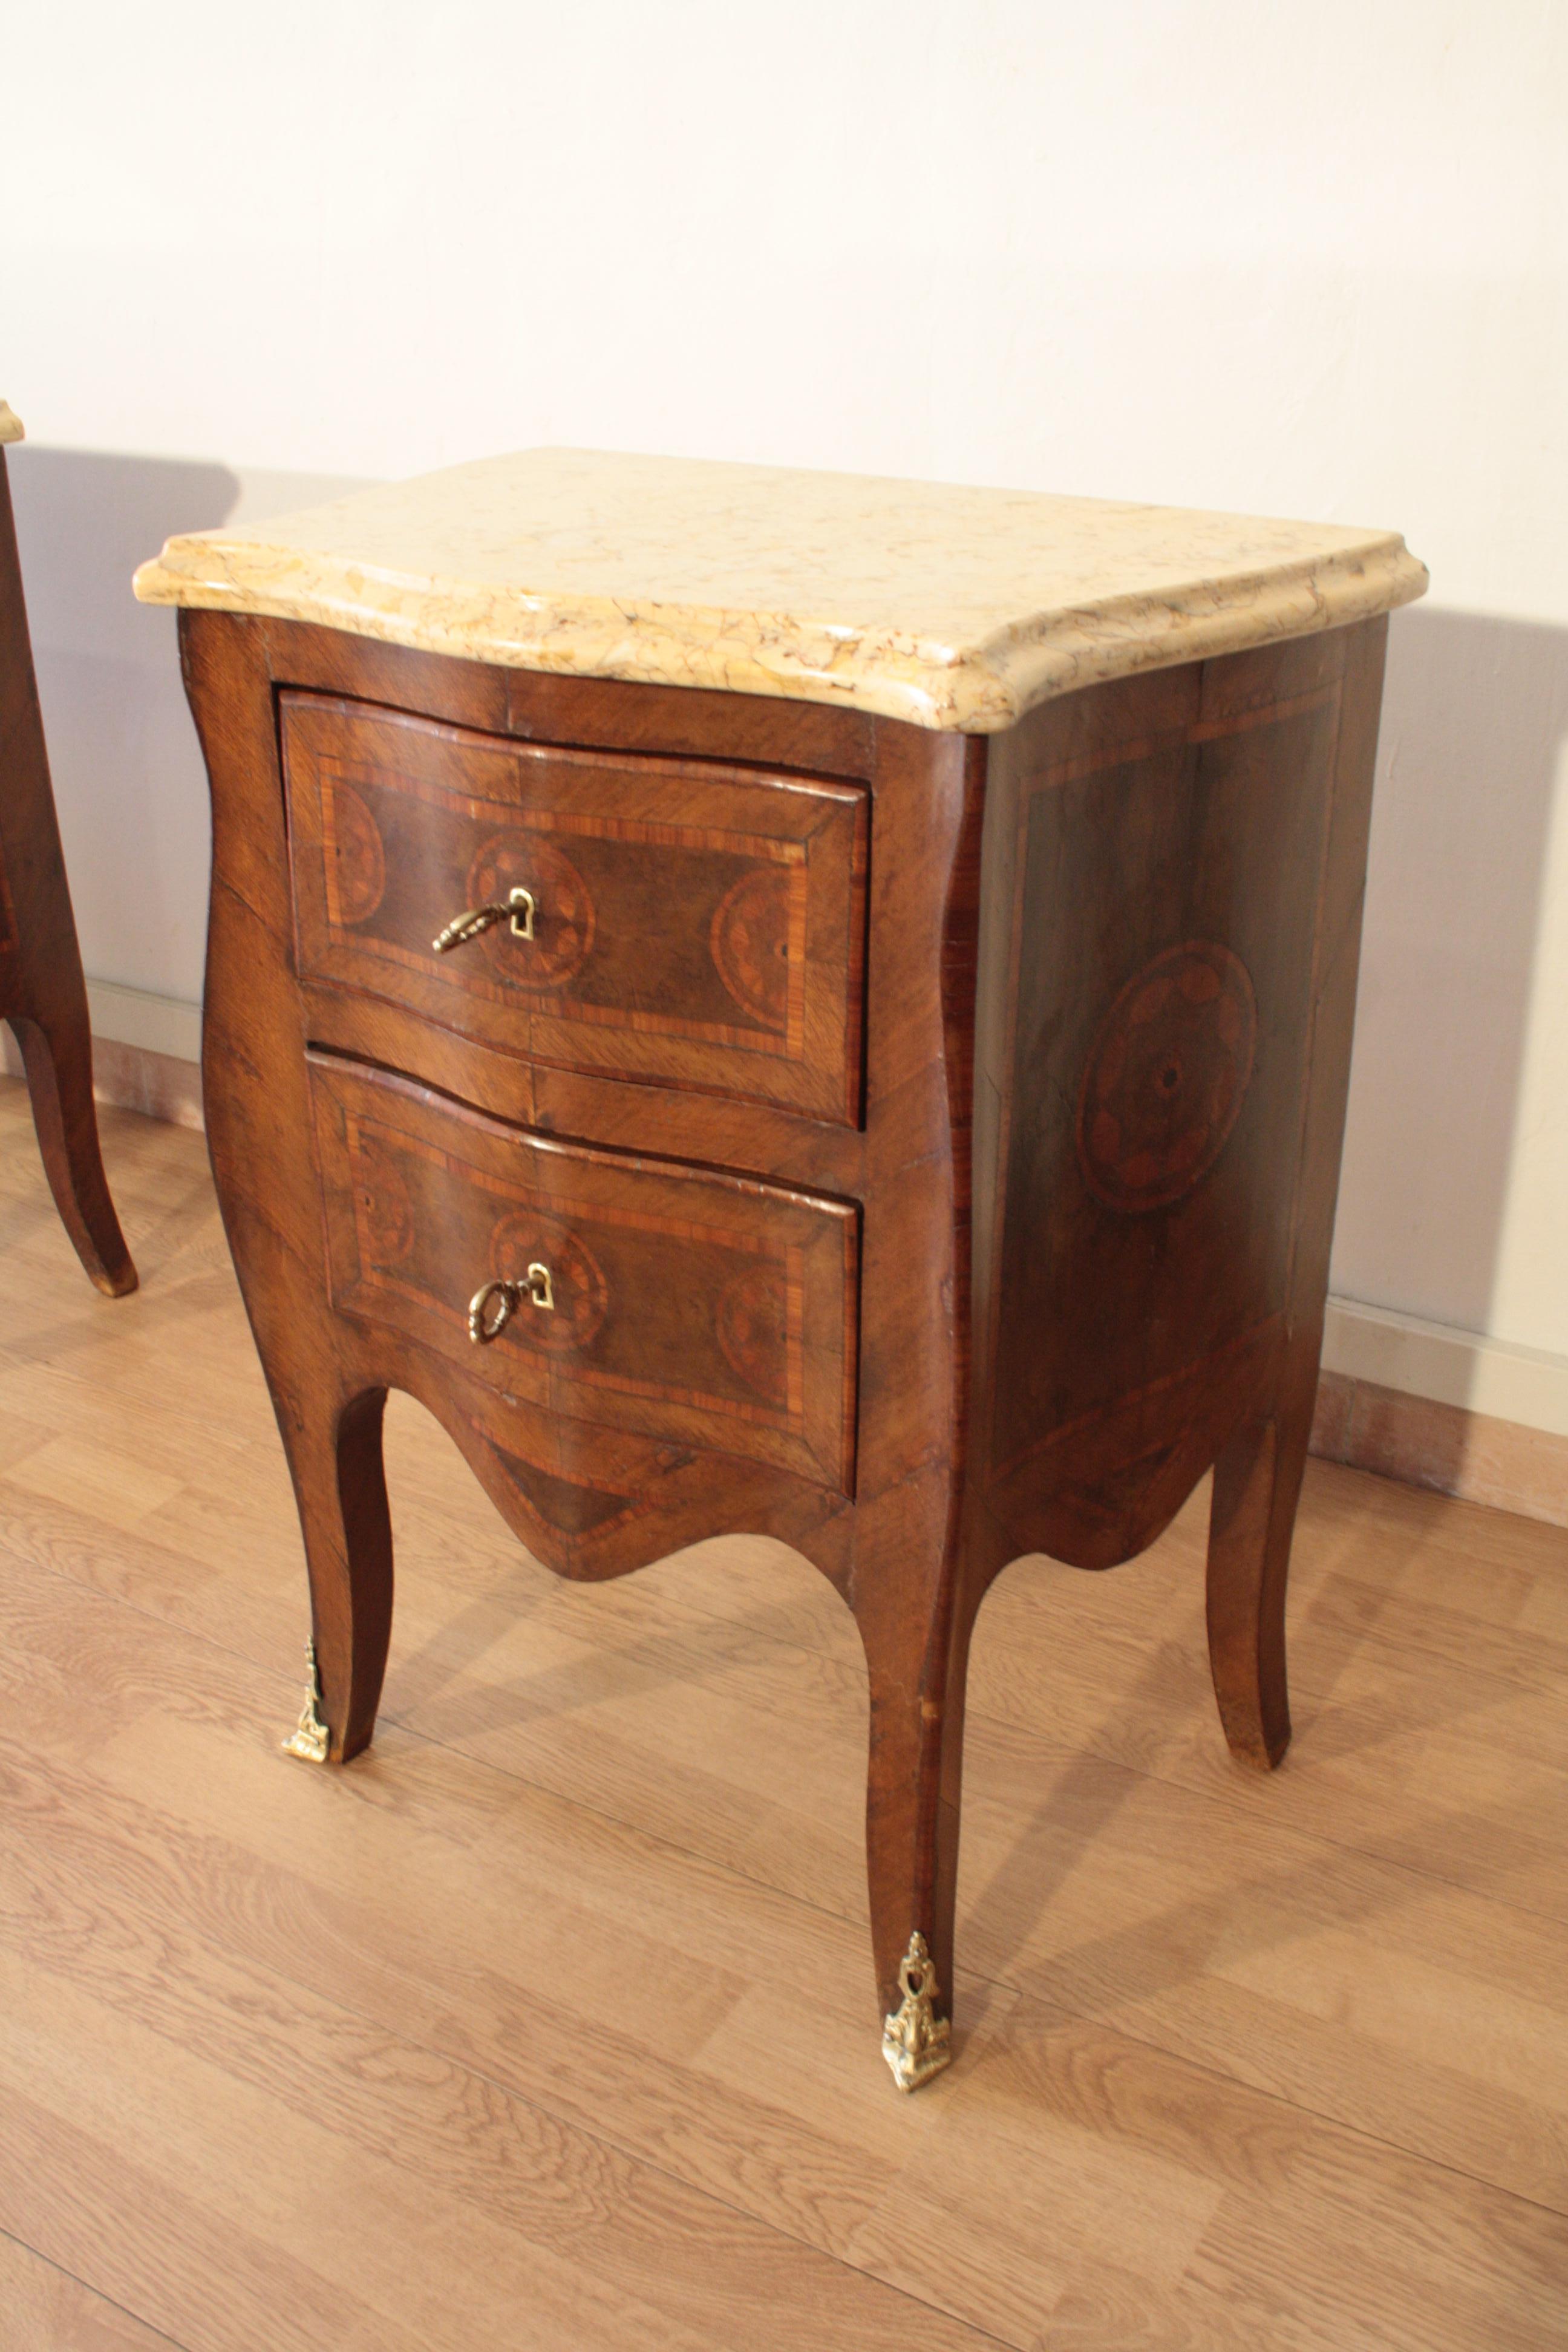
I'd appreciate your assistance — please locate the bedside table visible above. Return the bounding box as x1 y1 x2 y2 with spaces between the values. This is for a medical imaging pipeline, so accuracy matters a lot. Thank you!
0 400 136 1298
136 451 1425 2089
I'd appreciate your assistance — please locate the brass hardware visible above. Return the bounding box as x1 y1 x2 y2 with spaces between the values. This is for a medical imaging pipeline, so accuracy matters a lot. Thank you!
282 1638 330 1763
432 884 536 955
469 1277 516 1344
881 1931 952 2091
467 1261 554 1345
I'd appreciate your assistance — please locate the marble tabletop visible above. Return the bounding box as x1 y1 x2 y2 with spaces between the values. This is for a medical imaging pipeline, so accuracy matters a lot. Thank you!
134 448 1426 732
0 403 23 445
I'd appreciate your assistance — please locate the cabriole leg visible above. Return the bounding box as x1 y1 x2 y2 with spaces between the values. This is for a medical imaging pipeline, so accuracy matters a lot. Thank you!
8 1013 137 1297
857 1564 979 2091
276 1383 394 1764
1204 1348 1319 1769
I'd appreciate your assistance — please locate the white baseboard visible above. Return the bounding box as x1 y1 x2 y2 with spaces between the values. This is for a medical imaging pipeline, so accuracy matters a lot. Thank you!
1322 1297 1568 1442
65 981 1568 1448
85 979 202 1065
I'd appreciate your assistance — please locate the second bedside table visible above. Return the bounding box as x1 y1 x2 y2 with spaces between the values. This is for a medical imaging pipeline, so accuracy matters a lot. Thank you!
136 451 1425 2088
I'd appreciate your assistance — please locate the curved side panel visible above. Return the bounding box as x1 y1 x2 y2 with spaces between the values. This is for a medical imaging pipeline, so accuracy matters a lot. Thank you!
985 1315 1284 1571
970 633 1354 1585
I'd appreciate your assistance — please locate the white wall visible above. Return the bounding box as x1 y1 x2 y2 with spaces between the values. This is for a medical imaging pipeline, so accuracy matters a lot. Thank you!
2 2 1566 1405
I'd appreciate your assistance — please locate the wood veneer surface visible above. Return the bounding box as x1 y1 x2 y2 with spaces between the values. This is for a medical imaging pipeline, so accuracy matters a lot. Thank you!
1 1082 1564 2351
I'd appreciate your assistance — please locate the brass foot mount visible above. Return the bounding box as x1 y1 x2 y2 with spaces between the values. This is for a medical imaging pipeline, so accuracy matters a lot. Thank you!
882 1931 952 2091
282 1638 330 1763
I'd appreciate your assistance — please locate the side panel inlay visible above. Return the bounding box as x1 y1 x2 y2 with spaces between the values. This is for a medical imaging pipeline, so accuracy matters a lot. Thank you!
1076 939 1258 1212
984 665 1344 1550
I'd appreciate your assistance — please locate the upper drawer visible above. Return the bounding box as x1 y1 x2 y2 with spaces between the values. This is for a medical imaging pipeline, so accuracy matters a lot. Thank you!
282 694 869 1125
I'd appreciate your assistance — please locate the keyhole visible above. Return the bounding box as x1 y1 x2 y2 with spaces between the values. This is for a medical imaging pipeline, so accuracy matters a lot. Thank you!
1158 1062 1181 1093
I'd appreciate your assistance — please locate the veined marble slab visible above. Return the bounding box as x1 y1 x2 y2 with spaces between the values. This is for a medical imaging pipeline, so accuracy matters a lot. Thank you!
134 448 1426 732
0 403 23 446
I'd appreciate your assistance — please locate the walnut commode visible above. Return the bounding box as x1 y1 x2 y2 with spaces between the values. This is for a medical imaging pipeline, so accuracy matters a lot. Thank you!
1 401 136 1300
136 451 1425 2089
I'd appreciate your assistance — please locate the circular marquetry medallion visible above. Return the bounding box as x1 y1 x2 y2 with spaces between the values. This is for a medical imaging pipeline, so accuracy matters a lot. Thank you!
330 783 386 926
1076 941 1257 1213
710 865 791 1032
713 1266 789 1405
466 833 595 987
490 1210 608 1352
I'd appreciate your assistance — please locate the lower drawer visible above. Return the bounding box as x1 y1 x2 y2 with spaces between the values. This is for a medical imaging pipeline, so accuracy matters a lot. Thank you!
310 1055 860 1495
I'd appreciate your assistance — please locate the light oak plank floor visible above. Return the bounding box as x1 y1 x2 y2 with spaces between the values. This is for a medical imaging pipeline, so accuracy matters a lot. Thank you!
0 1077 1566 2351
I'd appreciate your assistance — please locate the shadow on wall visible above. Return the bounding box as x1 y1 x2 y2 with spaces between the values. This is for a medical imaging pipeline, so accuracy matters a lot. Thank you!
8 445 367 1010
7 450 1568 1365
1333 603 1568 1339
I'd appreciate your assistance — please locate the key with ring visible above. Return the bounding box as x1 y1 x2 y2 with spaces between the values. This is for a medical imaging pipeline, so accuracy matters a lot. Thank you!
433 884 535 955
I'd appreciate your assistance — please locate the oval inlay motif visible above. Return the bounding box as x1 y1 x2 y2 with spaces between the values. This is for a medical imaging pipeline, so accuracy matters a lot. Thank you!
1076 941 1257 1213
466 832 595 988
711 865 791 1031
330 783 387 926
714 1266 789 1404
490 1210 608 1352
355 1140 414 1267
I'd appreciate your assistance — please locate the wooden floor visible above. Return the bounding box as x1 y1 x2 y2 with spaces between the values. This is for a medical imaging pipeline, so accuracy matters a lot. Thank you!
1 1079 1567 2351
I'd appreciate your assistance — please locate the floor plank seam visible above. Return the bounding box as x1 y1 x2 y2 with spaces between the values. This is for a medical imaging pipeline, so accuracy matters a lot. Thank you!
0 2218 194 2351
1027 1993 1568 2228
0 1782 1028 2352
2 1099 1567 2349
0 1514 942 2001
9 1497 1568 1990
14 1690 1565 2256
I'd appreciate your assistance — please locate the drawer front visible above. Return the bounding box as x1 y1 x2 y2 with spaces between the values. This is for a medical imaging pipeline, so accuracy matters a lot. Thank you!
284 694 868 1124
310 1056 860 1496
